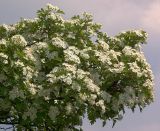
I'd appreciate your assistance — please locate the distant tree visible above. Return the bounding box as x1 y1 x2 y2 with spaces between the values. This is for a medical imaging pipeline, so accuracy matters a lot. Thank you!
0 4 154 131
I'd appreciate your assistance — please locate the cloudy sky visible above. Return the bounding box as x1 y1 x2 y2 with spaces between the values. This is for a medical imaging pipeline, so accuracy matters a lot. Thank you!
0 0 160 131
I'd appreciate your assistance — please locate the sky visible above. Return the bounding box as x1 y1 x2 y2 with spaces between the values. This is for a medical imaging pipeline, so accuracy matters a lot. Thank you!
0 0 160 131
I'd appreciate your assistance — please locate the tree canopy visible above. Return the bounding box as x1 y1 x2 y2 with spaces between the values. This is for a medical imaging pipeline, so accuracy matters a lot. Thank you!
0 4 154 131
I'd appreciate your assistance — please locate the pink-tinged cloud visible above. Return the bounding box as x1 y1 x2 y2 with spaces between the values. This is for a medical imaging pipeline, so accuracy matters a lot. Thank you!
51 0 149 35
134 123 160 131
141 1 160 34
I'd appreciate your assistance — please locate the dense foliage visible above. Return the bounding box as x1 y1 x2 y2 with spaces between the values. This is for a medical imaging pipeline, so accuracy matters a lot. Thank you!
0 4 154 130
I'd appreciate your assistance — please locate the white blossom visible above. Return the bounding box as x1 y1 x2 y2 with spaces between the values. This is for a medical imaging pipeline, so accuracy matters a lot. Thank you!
22 66 34 80
80 49 90 59
64 48 80 64
52 37 68 49
94 50 112 65
71 81 81 91
134 30 144 37
98 40 109 51
46 3 60 11
76 69 89 79
88 94 97 105
0 53 8 59
0 53 8 64
109 50 121 60
11 35 27 47
0 39 7 45
63 63 77 75
143 79 153 89
79 93 87 101
59 74 72 85
109 62 125 73
34 42 48 50
128 62 142 77
24 47 36 62
96 99 105 112
84 77 100 93
122 46 134 56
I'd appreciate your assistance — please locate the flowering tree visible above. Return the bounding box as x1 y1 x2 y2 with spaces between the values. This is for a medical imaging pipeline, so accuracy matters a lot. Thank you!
0 4 154 131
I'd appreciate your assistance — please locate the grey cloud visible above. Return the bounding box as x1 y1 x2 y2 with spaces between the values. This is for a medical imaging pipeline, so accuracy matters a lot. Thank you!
141 0 160 34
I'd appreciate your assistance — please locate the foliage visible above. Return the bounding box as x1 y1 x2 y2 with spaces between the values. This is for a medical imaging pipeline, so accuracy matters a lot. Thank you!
0 4 154 131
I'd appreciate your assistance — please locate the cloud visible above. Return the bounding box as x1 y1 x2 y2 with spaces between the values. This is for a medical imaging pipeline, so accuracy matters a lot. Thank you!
141 0 160 34
48 0 150 35
134 123 160 131
56 0 147 35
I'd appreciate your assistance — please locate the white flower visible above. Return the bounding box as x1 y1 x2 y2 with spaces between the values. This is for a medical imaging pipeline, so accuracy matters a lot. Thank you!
34 42 48 50
22 66 34 80
76 69 89 79
47 74 57 83
64 48 80 64
63 63 77 75
143 79 153 89
0 39 7 46
88 94 97 105
24 47 36 62
0 53 8 64
15 60 24 67
134 30 143 37
46 3 60 11
68 46 80 55
79 93 87 101
47 13 57 20
68 32 75 39
109 50 121 60
80 51 90 59
109 62 125 73
128 62 142 77
84 77 100 93
98 40 109 51
122 46 133 56
52 37 68 49
96 99 106 112
0 53 8 59
71 81 81 91
94 50 112 65
25 82 37 95
59 74 72 85
11 35 27 47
